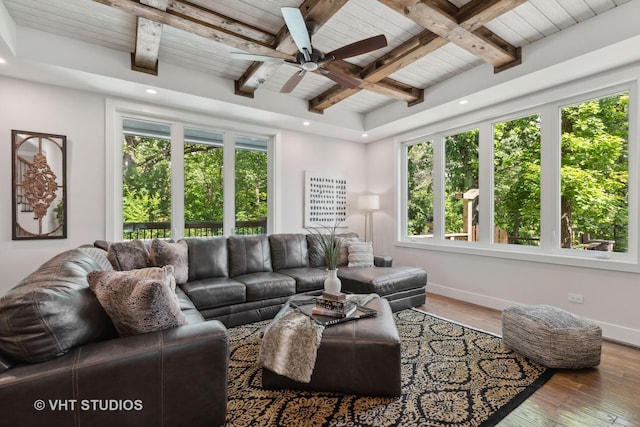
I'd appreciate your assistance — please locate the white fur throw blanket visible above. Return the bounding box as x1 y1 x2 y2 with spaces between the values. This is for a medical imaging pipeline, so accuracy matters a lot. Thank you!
258 294 378 383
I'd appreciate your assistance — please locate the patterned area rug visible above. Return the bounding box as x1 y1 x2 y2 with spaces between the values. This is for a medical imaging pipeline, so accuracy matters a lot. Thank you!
225 308 554 426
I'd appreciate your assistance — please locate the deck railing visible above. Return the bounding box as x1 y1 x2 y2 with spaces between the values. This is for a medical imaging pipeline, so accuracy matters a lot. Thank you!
123 218 267 240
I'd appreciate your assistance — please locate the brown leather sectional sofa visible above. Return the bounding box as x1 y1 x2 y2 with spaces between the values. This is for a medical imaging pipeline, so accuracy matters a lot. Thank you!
0 233 426 426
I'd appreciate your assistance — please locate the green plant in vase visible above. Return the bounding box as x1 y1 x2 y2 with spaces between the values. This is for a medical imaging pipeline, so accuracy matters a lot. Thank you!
307 221 344 294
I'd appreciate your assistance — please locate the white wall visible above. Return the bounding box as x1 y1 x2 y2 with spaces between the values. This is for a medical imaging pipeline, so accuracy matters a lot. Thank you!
366 136 640 346
0 76 368 295
0 76 106 293
278 130 367 235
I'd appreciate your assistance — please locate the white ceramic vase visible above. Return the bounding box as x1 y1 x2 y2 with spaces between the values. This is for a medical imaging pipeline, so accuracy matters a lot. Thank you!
324 269 342 294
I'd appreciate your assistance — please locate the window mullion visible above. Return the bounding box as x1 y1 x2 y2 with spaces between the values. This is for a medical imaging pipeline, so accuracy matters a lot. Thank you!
539 105 559 251
629 82 639 260
171 123 185 239
433 135 445 240
478 122 493 245
223 132 235 236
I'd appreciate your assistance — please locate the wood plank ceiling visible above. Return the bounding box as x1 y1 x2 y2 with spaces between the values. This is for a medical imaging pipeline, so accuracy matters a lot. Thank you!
3 0 630 114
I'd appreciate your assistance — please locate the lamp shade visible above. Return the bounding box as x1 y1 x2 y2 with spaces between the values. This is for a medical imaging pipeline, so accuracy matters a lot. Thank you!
358 194 380 210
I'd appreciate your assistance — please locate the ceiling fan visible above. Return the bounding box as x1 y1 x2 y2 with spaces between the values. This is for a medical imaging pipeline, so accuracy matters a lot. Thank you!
231 7 388 93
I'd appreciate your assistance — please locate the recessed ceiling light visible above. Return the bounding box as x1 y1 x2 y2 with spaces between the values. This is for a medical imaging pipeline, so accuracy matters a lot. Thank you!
303 121 310 126
362 133 368 137
459 99 468 105
0 58 6 64
146 88 157 94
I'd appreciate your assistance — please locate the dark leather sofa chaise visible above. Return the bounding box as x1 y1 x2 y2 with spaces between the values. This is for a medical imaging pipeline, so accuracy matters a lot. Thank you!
0 233 426 426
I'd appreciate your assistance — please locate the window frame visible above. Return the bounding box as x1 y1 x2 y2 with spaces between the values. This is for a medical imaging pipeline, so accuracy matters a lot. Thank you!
397 77 638 273
105 99 280 241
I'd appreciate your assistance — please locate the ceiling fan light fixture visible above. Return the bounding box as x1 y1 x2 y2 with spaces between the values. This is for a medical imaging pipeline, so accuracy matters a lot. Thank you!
302 62 318 71
232 7 388 95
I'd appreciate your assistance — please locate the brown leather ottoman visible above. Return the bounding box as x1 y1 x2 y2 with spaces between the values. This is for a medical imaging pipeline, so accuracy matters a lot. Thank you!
261 295 401 397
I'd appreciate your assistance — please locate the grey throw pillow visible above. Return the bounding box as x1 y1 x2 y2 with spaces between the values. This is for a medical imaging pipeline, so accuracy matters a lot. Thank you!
87 267 186 337
347 241 374 267
149 239 189 285
107 240 150 271
337 236 361 267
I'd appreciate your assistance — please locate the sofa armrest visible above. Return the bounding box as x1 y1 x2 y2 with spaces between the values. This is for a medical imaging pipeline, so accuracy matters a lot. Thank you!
374 255 393 267
0 321 229 427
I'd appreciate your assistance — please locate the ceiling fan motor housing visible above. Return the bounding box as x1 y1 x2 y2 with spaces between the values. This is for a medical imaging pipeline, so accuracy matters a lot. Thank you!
297 49 325 71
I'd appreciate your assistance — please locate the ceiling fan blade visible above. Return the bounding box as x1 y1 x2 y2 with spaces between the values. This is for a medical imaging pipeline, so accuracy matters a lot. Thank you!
326 34 388 60
320 68 360 89
281 70 306 93
230 52 284 63
281 7 313 59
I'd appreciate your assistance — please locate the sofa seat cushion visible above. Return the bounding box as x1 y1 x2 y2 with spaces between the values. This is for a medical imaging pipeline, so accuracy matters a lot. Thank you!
180 277 246 310
338 266 427 296
278 267 327 293
0 249 117 363
234 272 296 302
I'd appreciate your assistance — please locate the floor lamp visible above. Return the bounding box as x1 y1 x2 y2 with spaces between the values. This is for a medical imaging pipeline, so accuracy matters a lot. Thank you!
358 194 380 243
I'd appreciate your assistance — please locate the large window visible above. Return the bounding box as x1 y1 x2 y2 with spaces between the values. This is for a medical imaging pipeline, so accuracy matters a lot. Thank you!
400 85 634 268
445 129 479 241
122 119 172 239
114 112 273 241
235 135 268 235
406 140 433 239
560 93 629 252
183 128 224 237
493 114 541 246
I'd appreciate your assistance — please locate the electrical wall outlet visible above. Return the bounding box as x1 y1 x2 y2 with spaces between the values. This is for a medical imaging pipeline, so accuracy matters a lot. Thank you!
568 293 584 304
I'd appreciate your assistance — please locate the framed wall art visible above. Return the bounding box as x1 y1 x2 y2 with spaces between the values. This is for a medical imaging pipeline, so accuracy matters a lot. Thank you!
304 171 347 228
12 130 67 240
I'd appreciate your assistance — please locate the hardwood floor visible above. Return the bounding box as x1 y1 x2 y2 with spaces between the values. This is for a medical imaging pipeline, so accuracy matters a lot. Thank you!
420 293 640 427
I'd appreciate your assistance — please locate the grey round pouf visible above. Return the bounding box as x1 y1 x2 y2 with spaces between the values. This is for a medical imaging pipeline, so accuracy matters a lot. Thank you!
502 304 602 369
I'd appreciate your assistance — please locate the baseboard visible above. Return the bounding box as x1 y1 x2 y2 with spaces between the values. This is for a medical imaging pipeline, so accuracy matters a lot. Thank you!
427 283 640 347
426 283 517 311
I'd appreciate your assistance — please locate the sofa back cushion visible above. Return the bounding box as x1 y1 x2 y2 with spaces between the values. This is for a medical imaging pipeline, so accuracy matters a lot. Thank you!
228 235 272 277
183 237 229 281
0 248 117 363
269 234 309 271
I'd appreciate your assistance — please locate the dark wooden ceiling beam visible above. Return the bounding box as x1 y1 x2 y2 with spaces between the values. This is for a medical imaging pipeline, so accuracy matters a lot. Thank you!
458 0 529 32
309 0 527 113
95 0 423 109
93 0 293 59
378 0 522 70
166 0 275 45
361 30 447 82
308 30 444 113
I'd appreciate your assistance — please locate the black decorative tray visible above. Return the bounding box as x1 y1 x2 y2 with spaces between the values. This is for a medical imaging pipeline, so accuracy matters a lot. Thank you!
289 298 377 327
